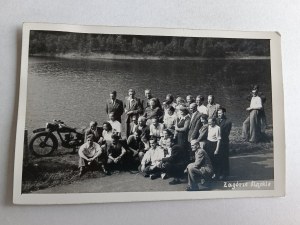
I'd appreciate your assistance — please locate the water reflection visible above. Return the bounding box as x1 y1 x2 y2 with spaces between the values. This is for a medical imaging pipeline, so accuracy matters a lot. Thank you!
26 57 272 134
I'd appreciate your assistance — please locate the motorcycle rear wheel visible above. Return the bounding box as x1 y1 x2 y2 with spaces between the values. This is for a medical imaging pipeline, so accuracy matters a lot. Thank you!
29 132 58 157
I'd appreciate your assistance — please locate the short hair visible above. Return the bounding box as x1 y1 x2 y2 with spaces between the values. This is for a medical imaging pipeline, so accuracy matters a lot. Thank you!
208 95 215 100
90 121 97 127
168 106 175 112
149 98 156 105
128 88 135 93
176 97 185 104
134 129 142 136
218 107 226 113
189 103 197 109
200 114 208 121
208 117 217 123
196 95 205 102
179 106 189 115
103 122 112 131
151 117 159 122
165 136 174 143
87 134 94 140
111 91 117 95
145 89 151 93
166 94 174 101
186 95 193 99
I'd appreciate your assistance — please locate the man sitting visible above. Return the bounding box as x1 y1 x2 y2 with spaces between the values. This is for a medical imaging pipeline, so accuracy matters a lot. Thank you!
140 137 165 179
185 140 213 191
78 134 108 176
106 134 127 170
108 112 122 137
149 117 164 140
161 137 187 184
84 121 102 143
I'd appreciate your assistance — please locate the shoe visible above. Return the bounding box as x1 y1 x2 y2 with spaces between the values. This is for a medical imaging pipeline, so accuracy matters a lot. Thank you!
150 174 160 180
185 186 199 191
144 173 150 178
169 179 181 185
161 173 168 180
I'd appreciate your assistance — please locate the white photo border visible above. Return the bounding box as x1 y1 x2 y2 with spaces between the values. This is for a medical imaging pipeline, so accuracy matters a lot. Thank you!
13 23 285 205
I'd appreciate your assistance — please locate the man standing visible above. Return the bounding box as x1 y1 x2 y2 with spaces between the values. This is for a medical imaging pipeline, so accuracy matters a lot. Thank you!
105 91 124 123
142 89 162 111
188 103 202 142
207 95 220 118
217 107 232 180
185 140 213 191
186 95 195 107
124 89 143 138
195 95 208 115
78 134 108 176
140 137 165 179
162 94 177 114
242 88 263 142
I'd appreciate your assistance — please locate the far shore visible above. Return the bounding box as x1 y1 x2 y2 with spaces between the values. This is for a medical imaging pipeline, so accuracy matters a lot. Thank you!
30 52 271 61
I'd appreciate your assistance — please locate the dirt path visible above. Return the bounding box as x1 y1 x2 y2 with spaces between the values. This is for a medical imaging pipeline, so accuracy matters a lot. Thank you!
34 151 274 193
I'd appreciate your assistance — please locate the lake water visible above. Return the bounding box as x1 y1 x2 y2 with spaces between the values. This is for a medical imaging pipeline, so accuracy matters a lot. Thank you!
25 57 272 135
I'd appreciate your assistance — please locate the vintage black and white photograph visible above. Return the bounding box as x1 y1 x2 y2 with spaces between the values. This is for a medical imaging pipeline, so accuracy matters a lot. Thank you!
13 24 284 204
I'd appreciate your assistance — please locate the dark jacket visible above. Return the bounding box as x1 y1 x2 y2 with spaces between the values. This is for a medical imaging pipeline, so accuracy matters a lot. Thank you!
162 144 186 165
124 97 143 123
217 117 232 142
105 99 124 121
188 111 202 142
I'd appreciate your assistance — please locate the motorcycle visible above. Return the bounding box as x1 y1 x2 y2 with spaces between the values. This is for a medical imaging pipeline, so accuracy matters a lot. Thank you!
29 120 86 157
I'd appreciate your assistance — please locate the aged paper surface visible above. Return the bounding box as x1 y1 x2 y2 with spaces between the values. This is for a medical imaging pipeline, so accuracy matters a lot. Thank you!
13 23 284 204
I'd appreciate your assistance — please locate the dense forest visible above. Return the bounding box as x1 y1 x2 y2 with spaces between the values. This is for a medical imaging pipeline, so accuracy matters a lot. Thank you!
29 31 270 57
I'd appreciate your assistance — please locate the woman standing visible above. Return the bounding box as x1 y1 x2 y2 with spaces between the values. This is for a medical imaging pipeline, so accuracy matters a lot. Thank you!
207 117 221 178
174 106 190 158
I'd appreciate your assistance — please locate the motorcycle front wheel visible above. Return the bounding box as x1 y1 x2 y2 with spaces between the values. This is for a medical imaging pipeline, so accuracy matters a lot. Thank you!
29 132 58 157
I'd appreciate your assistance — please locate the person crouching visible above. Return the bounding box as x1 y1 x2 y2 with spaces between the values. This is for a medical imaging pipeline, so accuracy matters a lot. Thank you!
106 134 127 171
140 137 165 179
78 134 109 176
184 140 213 191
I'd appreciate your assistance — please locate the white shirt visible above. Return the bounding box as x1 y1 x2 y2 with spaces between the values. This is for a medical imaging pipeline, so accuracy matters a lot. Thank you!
108 120 122 134
141 146 164 167
197 105 208 115
150 123 164 138
207 125 221 142
102 130 113 142
250 96 262 109
78 142 101 158
163 113 177 129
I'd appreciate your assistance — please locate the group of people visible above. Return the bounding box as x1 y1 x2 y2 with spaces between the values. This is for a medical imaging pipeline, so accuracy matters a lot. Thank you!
78 85 266 191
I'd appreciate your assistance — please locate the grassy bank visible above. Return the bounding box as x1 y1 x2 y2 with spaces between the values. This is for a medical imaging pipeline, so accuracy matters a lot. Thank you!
30 52 271 61
22 126 273 193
